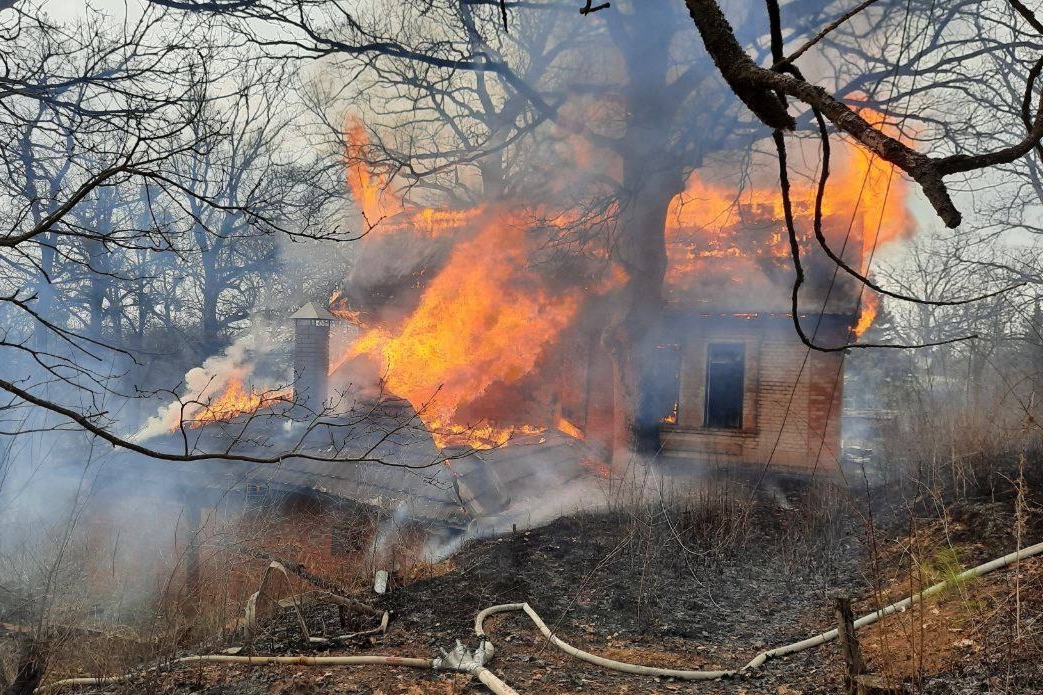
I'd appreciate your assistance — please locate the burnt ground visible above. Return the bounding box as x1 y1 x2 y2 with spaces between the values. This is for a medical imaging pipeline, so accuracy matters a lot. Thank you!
66 478 1043 695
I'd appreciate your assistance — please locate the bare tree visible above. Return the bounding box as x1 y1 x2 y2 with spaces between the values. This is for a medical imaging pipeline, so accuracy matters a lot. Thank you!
0 2 440 465
4 0 1043 463
305 1 808 456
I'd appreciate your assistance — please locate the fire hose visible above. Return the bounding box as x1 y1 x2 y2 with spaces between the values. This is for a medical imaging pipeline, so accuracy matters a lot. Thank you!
474 538 1043 679
36 650 518 695
36 539 1043 693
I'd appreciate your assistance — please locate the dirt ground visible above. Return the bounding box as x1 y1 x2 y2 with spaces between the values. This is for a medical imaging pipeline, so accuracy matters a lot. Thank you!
64 479 1043 695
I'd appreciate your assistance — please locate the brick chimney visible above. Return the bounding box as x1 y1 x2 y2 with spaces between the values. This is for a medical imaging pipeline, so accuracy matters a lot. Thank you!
289 301 335 406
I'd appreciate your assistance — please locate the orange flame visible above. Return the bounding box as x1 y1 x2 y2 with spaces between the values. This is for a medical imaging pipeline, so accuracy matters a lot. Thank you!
556 417 586 440
345 117 481 236
665 108 912 291
336 108 911 449
337 213 582 448
329 290 364 325
437 422 545 449
181 378 292 429
345 118 403 225
853 293 879 338
580 457 612 478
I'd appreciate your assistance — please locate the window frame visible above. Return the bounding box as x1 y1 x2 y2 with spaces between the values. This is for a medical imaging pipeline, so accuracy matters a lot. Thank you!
703 342 746 429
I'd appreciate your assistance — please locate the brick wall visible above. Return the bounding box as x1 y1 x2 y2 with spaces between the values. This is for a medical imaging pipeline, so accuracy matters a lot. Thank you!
661 315 848 474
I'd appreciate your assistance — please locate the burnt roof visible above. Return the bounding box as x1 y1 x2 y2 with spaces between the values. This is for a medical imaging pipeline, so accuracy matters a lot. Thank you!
71 397 599 529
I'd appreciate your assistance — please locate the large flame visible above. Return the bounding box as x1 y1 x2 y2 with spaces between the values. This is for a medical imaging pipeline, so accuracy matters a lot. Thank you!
666 126 910 254
345 118 481 235
665 107 912 327
335 109 911 447
345 118 403 225
335 215 582 447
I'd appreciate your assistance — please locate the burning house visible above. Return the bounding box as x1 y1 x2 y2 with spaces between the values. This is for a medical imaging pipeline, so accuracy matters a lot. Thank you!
55 110 911 610
316 116 908 479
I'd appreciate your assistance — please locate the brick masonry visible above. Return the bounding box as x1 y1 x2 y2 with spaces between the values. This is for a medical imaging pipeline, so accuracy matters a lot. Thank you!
660 314 848 474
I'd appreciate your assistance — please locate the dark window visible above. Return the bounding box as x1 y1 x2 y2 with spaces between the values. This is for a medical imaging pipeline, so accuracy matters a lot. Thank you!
704 343 745 429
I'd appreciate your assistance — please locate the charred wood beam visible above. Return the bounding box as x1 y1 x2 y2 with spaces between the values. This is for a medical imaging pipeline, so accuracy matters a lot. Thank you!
241 549 382 617
832 593 866 695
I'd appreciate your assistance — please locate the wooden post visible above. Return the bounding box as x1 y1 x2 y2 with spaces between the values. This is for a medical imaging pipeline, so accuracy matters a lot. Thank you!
832 593 866 695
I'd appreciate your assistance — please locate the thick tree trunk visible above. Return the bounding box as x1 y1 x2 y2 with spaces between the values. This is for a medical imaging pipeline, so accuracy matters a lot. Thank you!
200 253 221 354
33 233 57 355
192 216 223 355
85 202 115 340
85 239 109 341
603 172 680 464
598 5 690 465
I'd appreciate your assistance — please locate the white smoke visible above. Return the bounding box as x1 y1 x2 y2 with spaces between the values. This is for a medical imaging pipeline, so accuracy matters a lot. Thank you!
133 332 272 441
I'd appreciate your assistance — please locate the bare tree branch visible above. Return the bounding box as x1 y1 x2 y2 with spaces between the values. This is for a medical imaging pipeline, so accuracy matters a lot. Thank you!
685 0 1043 228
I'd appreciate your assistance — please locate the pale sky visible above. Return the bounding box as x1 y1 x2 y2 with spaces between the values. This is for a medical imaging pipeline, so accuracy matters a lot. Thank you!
39 0 1043 265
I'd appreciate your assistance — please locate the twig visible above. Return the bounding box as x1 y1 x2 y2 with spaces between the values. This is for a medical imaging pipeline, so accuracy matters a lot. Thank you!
774 0 880 68
579 0 610 15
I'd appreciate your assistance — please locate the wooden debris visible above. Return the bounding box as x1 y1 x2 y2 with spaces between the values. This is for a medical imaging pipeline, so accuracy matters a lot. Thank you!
832 593 866 695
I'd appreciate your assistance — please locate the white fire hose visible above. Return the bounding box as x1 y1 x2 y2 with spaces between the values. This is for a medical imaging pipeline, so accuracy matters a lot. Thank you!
475 539 1043 679
37 652 518 695
37 539 1043 693
742 538 1043 669
476 602 732 680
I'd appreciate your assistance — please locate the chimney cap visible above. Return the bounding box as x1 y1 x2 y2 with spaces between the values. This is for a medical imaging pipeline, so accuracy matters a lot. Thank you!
289 301 336 321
